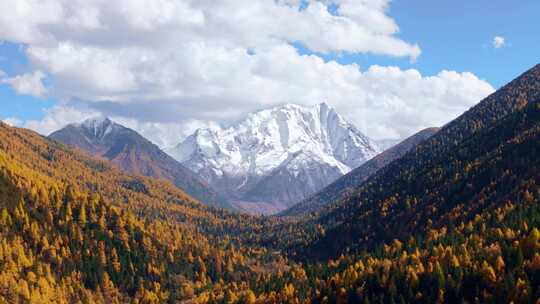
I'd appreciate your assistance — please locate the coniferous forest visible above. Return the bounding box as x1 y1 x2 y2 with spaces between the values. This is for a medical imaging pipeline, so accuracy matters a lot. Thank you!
1 62 540 303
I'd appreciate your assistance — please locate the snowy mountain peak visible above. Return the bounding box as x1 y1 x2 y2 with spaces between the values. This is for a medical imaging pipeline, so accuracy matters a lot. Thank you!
76 116 117 139
167 103 381 213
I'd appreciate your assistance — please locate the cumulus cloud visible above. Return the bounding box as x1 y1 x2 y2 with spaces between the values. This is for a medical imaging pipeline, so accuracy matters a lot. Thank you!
23 56 494 145
23 105 99 135
0 0 420 58
114 118 222 148
493 36 505 49
2 117 22 127
1 70 48 97
0 0 494 145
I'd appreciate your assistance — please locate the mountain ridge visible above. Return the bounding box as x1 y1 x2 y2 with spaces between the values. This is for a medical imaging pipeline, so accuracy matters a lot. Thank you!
168 103 381 213
49 117 233 210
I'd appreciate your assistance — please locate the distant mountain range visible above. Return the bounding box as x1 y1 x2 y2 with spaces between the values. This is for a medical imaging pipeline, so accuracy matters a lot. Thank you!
281 127 439 216
167 103 381 214
49 117 232 210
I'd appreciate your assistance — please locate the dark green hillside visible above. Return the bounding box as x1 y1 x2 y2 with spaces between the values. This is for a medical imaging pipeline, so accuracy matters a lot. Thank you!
299 64 540 259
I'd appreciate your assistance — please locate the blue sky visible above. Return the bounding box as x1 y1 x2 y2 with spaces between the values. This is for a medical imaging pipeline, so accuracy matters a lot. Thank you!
296 0 540 88
387 0 539 87
0 0 538 144
0 41 55 121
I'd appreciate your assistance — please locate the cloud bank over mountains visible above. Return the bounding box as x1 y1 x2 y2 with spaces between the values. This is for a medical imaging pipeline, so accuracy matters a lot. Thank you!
0 0 494 146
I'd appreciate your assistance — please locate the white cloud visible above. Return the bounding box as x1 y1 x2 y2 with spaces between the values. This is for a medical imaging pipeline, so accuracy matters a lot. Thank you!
21 104 219 148
114 118 222 148
23 54 494 145
0 0 420 59
23 105 98 135
2 117 22 127
493 36 505 49
0 0 495 145
1 70 48 97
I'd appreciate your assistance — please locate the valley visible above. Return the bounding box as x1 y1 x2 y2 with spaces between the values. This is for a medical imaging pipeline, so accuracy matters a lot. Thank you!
1 64 539 303
0 2 538 302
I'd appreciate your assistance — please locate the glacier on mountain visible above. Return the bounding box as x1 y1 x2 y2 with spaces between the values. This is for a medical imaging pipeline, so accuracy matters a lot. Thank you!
167 103 381 213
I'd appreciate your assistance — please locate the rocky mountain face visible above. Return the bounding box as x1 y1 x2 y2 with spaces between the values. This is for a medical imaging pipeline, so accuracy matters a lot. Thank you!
281 127 440 216
49 117 232 210
168 103 381 213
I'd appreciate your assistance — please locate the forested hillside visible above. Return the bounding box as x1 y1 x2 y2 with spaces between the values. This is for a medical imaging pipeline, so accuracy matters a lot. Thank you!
0 122 279 302
300 98 540 302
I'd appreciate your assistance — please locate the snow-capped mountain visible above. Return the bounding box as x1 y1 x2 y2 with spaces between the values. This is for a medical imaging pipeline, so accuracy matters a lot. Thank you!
49 117 233 210
167 103 381 213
